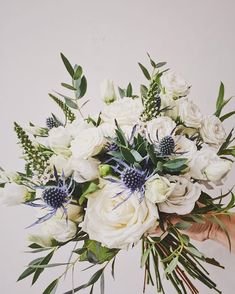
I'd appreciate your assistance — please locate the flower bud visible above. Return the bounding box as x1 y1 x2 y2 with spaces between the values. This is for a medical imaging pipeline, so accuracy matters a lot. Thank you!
99 164 112 177
100 79 117 104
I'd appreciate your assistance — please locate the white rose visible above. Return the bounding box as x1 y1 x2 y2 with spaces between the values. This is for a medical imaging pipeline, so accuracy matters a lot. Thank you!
49 154 73 177
145 175 175 203
48 126 72 156
161 70 190 98
70 157 100 183
101 97 143 126
204 160 232 184
0 183 29 206
178 100 203 128
100 79 117 104
43 217 77 243
82 182 159 249
70 127 106 159
200 115 226 146
189 146 232 184
146 117 176 142
175 135 197 161
158 176 201 215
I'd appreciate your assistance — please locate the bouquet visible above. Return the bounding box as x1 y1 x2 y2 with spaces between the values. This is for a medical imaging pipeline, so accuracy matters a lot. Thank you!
1 53 234 294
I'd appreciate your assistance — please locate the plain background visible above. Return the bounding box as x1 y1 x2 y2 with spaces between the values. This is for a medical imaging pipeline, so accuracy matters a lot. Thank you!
0 0 235 293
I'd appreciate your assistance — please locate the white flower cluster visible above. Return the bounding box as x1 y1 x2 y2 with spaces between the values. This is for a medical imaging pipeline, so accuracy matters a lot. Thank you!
0 70 232 251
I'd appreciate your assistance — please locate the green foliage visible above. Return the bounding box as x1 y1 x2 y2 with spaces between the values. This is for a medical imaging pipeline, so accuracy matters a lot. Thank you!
215 82 234 119
14 122 51 174
49 93 76 122
79 240 118 264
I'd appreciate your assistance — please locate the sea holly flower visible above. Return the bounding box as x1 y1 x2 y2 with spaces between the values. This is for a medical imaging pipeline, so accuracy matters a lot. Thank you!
25 169 75 227
105 159 153 207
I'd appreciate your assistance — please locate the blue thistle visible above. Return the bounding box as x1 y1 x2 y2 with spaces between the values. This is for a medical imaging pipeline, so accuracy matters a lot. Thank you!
106 159 151 209
25 169 75 227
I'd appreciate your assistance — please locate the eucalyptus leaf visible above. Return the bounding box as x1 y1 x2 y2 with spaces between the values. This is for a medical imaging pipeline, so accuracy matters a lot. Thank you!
126 83 133 97
43 279 59 294
63 267 105 294
165 257 178 275
60 53 74 78
120 146 136 164
73 65 83 80
32 251 54 285
78 76 87 98
64 97 78 109
118 87 126 98
138 63 151 80
61 83 77 91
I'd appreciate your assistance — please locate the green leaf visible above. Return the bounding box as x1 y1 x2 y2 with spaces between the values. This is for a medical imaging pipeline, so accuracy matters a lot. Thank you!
141 247 152 268
156 61 167 68
138 63 151 80
131 150 143 162
64 97 78 109
73 65 83 80
32 251 54 285
126 83 133 97
118 87 126 98
81 182 99 198
220 111 235 122
163 158 188 171
43 279 59 294
100 273 105 294
120 146 136 164
115 128 128 147
215 82 225 117
60 53 74 78
165 257 178 275
140 84 148 99
64 268 105 294
78 76 87 98
187 246 204 258
17 257 43 281
61 83 77 91
147 53 157 68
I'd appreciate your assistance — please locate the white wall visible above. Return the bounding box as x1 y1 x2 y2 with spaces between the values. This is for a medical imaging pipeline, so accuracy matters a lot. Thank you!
0 0 235 293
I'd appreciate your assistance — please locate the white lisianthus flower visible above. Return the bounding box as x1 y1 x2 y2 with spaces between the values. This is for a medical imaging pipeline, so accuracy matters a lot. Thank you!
48 126 72 156
178 100 203 128
0 171 21 184
145 175 175 203
43 217 77 243
28 232 54 248
200 115 226 146
70 157 100 183
101 97 143 126
82 182 159 249
160 94 181 120
189 146 232 184
0 183 29 206
49 154 73 177
70 127 106 159
66 118 92 139
158 176 201 215
146 117 176 142
161 70 190 98
56 204 84 223
175 136 197 161
100 79 117 104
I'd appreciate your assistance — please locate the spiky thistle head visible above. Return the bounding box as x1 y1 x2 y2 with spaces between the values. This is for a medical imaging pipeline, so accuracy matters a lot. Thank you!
158 135 175 156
